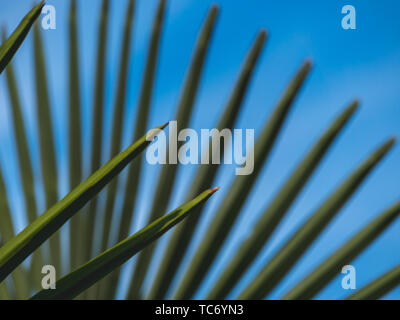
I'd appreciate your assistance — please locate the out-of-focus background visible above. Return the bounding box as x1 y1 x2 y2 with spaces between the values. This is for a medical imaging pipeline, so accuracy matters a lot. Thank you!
0 0 399 299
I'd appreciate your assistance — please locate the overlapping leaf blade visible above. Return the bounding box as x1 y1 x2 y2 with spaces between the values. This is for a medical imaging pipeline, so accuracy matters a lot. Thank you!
83 0 110 263
148 29 267 299
283 198 400 300
174 61 312 299
32 22 62 272
99 0 136 255
209 101 359 299
0 125 167 283
31 188 218 300
127 5 219 299
3 55 44 288
100 0 167 299
238 137 396 299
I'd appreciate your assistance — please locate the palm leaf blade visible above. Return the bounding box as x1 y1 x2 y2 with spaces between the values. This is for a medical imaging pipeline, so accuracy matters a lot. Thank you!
0 124 167 282
98 0 136 255
210 101 359 299
100 0 167 299
0 1 43 73
149 29 267 299
283 197 400 300
32 23 62 272
127 5 219 299
238 136 395 299
67 0 84 270
174 61 312 299
30 188 218 300
82 0 110 263
3 57 45 289
347 265 400 300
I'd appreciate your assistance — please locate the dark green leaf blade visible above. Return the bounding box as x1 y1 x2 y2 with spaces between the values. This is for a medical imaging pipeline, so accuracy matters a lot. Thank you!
174 61 312 299
0 124 167 283
209 101 359 299
67 0 84 270
238 136 395 300
0 1 44 73
31 188 218 300
283 197 400 300
82 0 110 264
148 29 268 299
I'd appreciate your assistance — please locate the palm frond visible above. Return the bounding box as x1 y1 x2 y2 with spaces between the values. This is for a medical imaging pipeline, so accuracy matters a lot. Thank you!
0 1 398 301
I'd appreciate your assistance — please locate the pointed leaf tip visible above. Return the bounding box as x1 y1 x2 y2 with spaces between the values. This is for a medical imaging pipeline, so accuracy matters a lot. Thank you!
0 1 45 73
352 98 361 106
343 100 360 116
259 28 268 39
349 99 360 109
159 122 169 130
303 59 313 70
210 4 220 13
381 136 397 150
209 187 220 194
37 1 45 10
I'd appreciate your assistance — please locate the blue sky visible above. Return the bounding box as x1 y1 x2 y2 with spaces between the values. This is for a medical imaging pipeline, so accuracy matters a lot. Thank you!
0 0 399 299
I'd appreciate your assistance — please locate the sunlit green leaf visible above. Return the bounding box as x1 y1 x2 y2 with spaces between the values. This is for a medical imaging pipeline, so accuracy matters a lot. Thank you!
31 188 218 300
0 124 167 283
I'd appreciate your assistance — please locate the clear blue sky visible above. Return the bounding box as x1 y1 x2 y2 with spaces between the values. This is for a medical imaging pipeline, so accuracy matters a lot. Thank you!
0 0 399 299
